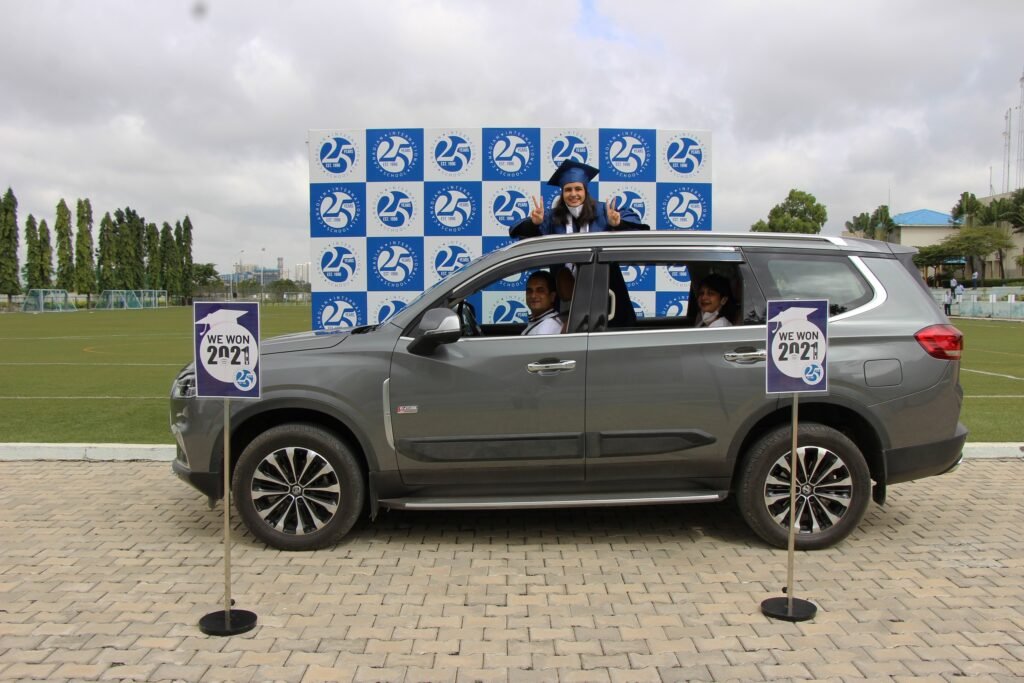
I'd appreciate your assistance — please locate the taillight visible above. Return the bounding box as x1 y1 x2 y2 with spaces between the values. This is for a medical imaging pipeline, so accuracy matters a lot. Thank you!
915 324 963 360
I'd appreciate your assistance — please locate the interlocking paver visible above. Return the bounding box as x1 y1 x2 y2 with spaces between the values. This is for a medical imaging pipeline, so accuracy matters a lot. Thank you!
0 459 1023 681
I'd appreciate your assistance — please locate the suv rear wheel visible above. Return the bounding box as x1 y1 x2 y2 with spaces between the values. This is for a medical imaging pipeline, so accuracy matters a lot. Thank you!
232 423 365 551
738 423 870 550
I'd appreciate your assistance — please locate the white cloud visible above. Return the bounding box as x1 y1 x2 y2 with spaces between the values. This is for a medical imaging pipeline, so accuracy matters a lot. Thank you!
2 0 1023 271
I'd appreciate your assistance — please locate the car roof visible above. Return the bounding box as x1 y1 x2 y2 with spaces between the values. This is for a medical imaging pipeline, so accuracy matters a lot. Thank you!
504 230 898 255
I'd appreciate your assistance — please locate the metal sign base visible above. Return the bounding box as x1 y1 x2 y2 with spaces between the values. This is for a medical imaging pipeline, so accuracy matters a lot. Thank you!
760 596 817 622
199 609 258 636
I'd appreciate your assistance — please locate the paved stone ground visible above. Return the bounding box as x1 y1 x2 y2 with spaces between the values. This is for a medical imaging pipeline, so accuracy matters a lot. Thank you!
0 460 1022 682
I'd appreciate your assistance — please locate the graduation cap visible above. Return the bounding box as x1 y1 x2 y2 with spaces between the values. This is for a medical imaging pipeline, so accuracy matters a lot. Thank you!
768 306 817 332
547 159 600 188
195 308 246 336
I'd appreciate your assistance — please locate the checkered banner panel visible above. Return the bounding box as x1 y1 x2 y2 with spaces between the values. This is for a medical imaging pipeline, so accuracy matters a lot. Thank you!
308 128 712 330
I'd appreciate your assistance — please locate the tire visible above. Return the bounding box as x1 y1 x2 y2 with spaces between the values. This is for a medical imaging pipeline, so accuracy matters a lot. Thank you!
232 423 365 551
737 423 870 550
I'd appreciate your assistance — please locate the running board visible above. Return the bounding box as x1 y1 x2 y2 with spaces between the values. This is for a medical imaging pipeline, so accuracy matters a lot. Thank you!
379 490 727 511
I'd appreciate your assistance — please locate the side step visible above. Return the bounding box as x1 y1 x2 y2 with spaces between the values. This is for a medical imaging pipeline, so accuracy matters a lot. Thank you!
378 490 727 511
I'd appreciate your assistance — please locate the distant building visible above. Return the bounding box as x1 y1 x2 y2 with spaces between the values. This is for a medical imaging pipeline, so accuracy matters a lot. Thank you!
294 262 310 283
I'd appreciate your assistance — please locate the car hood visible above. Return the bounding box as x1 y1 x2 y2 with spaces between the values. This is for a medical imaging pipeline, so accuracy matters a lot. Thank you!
262 329 350 354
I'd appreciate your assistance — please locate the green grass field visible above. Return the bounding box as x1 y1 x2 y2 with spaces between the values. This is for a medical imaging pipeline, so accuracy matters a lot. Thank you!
0 308 1020 443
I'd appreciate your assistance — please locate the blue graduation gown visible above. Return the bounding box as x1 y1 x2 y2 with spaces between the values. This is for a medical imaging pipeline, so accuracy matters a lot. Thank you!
509 201 646 239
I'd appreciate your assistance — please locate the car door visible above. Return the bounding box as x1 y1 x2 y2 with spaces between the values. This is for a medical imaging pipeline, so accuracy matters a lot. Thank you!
582 248 772 487
387 250 594 487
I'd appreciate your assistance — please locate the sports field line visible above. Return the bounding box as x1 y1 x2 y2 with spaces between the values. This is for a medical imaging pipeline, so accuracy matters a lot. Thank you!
0 333 190 341
0 362 183 367
0 396 165 400
965 395 1024 398
961 368 1023 381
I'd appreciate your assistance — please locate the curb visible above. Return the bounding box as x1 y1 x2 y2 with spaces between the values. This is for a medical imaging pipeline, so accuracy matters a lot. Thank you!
0 442 1021 462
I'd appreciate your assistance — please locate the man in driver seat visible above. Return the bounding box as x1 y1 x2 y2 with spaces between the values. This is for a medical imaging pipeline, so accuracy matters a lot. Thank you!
522 271 562 336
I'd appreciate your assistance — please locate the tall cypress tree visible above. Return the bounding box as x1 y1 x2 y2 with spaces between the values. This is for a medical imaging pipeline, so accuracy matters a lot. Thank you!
54 199 75 290
37 219 53 288
96 212 116 292
0 188 20 305
145 222 161 289
74 199 97 305
23 214 40 290
159 222 180 298
180 216 195 304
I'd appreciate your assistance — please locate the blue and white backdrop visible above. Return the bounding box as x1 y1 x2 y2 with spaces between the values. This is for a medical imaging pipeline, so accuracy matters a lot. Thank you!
307 128 712 331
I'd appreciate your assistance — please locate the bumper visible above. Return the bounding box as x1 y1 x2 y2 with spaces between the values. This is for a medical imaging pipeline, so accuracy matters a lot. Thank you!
172 453 222 500
885 421 968 485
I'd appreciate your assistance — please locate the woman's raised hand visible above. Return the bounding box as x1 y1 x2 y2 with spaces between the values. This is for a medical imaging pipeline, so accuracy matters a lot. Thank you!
606 196 621 227
530 195 545 225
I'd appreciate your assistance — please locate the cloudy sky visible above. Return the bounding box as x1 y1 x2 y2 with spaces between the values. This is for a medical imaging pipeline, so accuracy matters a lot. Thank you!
2 0 1022 278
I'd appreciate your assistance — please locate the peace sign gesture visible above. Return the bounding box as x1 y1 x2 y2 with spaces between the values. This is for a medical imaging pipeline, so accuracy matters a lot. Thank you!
606 196 621 227
530 195 545 225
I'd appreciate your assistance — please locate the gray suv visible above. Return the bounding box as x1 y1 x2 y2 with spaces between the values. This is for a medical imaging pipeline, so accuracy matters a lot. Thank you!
170 231 966 551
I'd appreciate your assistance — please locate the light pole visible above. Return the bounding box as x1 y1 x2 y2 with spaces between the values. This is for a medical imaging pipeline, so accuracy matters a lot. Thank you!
260 247 266 301
237 249 245 299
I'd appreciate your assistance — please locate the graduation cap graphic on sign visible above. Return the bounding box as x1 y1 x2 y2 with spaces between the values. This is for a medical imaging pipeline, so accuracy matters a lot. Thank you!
195 308 247 338
768 306 817 334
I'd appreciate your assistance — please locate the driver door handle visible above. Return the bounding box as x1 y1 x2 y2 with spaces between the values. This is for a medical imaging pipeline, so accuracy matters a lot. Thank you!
527 359 577 375
723 348 767 363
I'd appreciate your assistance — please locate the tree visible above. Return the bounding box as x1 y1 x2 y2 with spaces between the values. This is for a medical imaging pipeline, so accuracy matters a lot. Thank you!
114 208 145 290
750 189 827 234
844 205 897 241
159 222 181 298
0 188 20 306
96 212 116 292
912 243 958 286
145 222 161 289
54 199 75 290
950 191 983 228
844 212 871 237
74 199 97 305
37 218 53 288
940 225 1014 283
191 262 221 288
180 216 195 304
23 214 40 290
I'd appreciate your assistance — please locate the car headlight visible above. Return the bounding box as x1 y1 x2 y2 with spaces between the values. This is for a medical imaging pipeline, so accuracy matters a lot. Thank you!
172 368 197 399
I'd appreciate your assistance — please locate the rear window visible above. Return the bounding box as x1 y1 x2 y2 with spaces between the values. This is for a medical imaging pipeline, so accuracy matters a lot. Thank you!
750 254 873 316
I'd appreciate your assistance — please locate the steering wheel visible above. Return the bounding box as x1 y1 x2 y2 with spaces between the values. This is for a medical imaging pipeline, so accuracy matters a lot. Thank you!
456 300 483 337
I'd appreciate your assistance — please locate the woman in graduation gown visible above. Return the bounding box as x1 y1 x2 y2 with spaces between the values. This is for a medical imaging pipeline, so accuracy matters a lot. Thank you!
509 159 648 328
509 159 647 238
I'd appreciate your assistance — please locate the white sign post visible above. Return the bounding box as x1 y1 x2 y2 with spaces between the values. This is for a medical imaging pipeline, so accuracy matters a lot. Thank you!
194 302 261 636
761 299 828 622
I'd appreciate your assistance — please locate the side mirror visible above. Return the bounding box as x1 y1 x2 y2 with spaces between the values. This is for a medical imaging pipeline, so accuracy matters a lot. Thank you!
407 308 462 356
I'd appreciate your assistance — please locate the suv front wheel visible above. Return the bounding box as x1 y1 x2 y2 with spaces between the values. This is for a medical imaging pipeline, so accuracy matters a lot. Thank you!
232 423 365 551
737 423 870 550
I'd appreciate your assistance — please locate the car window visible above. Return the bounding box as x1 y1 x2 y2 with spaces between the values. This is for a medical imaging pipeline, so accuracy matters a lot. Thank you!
448 257 588 338
591 261 759 332
749 253 872 315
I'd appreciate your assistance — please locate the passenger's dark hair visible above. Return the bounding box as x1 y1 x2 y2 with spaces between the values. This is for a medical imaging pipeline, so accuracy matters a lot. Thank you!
696 273 737 321
526 270 556 292
551 189 597 230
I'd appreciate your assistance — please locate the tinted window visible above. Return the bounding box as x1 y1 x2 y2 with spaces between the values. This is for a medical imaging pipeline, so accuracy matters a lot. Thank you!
749 253 872 315
592 261 761 331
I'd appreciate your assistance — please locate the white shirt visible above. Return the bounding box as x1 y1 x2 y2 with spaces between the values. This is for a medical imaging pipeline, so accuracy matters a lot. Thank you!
522 309 563 336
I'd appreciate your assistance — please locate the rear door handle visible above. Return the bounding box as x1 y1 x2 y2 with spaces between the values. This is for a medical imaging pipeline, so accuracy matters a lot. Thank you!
527 360 577 375
723 349 766 364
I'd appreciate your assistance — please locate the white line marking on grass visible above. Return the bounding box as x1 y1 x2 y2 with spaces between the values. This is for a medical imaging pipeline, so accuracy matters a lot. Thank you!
0 362 182 367
0 333 189 341
962 368 1024 381
965 395 1024 398
0 396 165 400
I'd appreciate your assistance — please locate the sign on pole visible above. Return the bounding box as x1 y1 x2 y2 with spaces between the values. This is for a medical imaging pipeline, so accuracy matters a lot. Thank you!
194 302 261 399
766 300 828 395
761 299 828 623
193 301 260 636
